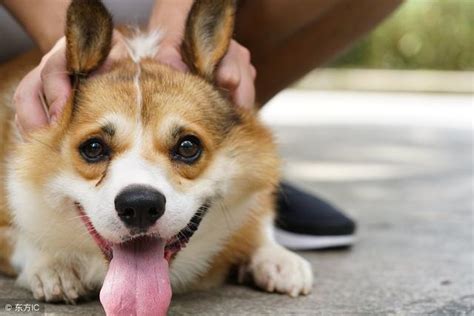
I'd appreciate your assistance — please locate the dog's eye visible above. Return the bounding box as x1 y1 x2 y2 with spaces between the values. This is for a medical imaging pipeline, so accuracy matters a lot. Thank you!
79 138 109 163
172 136 202 164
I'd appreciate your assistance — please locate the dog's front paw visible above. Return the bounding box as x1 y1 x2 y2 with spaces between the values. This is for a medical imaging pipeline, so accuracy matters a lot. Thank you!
240 244 313 297
26 262 90 304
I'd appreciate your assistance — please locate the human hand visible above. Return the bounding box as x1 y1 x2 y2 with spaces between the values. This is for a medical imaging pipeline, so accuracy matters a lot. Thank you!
14 31 129 137
149 0 256 110
153 38 256 110
215 39 256 110
13 37 69 136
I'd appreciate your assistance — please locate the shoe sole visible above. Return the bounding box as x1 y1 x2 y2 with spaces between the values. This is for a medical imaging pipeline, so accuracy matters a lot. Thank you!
274 227 356 250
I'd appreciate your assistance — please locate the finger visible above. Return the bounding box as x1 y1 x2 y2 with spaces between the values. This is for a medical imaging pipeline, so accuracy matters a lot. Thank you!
216 40 256 109
40 48 72 123
233 63 256 110
155 46 188 72
94 43 128 75
216 41 242 91
97 32 130 74
164 56 188 72
216 52 241 91
13 66 49 134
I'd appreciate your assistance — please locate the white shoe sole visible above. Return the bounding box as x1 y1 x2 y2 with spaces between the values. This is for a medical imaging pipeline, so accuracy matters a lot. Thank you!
274 227 356 250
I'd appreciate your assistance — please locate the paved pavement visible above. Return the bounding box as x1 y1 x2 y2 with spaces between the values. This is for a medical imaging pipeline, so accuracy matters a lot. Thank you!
0 90 472 315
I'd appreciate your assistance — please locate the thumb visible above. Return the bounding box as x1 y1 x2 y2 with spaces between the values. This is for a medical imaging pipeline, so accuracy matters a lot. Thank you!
40 44 71 123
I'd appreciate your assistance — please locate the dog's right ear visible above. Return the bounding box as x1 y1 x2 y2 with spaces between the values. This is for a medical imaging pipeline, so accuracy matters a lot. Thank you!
65 0 113 79
54 0 112 127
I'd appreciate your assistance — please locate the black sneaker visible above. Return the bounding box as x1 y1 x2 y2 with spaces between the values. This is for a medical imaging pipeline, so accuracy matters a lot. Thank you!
275 183 356 250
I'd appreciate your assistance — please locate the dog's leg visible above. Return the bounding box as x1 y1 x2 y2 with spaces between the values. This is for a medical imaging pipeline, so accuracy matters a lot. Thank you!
240 217 313 297
13 235 105 303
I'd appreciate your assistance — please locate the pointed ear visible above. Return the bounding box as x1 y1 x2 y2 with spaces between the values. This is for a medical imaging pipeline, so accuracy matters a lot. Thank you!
181 0 236 82
65 0 113 79
56 0 112 126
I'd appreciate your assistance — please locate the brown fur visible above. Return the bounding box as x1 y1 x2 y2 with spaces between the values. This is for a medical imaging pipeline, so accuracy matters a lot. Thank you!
0 0 280 294
0 56 278 284
66 0 113 76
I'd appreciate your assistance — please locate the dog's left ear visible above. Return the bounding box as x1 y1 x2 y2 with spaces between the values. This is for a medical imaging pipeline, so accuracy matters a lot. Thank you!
181 0 236 82
65 0 113 80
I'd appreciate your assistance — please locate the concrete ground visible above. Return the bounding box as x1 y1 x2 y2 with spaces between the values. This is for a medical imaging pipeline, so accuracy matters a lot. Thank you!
0 90 472 315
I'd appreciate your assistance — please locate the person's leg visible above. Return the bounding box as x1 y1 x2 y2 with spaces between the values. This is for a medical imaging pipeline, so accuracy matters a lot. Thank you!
234 0 402 249
235 0 402 105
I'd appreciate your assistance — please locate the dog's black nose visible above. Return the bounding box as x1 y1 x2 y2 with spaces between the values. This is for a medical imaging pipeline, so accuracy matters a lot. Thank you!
115 185 166 230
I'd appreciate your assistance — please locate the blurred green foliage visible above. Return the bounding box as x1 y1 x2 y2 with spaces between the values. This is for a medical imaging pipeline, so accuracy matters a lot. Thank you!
332 0 473 70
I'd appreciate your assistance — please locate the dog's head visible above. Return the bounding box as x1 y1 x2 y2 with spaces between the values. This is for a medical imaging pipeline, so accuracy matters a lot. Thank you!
15 0 278 258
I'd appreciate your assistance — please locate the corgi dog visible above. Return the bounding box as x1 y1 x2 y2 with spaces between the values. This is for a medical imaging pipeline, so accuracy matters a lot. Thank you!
0 0 312 312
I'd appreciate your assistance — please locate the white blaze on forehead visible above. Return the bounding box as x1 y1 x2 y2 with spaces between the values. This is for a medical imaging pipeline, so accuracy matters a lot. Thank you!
123 30 162 117
133 65 142 110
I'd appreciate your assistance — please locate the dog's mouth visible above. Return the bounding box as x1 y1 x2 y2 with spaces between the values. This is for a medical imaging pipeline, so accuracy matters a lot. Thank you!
76 202 210 313
75 202 210 262
74 202 209 315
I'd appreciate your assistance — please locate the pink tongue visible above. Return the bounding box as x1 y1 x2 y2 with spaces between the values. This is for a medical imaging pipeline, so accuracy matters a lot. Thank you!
100 238 172 316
